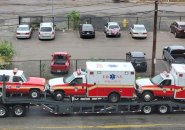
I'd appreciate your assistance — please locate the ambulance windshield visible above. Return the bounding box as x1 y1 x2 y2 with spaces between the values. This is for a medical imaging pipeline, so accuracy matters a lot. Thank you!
64 74 75 83
21 73 27 82
151 74 163 85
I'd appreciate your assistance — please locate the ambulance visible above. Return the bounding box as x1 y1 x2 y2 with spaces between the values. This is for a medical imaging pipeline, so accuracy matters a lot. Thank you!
0 68 46 99
136 64 185 102
48 61 136 102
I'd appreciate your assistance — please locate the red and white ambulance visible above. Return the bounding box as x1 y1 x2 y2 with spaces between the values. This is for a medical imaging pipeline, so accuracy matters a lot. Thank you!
48 62 136 102
136 64 185 102
0 68 46 99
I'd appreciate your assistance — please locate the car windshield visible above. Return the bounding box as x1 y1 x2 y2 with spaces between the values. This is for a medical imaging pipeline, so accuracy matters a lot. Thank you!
41 27 52 32
64 74 75 83
151 74 163 85
109 25 119 29
134 27 146 31
17 27 29 31
180 25 185 28
54 55 66 61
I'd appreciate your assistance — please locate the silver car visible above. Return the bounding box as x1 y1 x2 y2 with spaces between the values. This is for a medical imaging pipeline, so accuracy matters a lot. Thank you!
130 24 147 39
16 24 32 39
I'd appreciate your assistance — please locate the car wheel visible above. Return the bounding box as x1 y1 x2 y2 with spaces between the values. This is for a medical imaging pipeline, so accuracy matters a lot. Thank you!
54 91 65 101
170 28 173 33
106 33 109 38
29 89 40 99
0 89 2 98
162 53 166 61
142 91 154 102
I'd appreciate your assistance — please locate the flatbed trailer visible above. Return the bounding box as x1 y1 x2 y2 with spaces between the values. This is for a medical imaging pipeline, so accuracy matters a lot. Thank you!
1 78 185 118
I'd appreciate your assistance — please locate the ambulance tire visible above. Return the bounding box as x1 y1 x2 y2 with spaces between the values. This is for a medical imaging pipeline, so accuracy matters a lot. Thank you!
142 105 152 114
12 105 26 117
158 105 169 114
108 93 120 103
29 89 40 99
142 91 154 102
0 105 9 118
54 91 65 101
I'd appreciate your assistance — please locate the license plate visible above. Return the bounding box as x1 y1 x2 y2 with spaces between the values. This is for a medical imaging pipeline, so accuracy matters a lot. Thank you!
57 70 61 72
87 32 89 34
137 64 140 66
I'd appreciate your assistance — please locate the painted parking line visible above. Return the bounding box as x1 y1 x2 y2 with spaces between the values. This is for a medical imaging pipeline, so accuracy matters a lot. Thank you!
37 124 172 129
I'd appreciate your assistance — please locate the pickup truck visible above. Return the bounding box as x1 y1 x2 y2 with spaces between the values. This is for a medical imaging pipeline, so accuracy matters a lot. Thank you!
162 45 185 64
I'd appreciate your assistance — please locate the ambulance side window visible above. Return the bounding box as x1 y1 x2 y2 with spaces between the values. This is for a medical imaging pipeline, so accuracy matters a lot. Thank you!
13 76 24 82
71 78 83 85
161 80 171 86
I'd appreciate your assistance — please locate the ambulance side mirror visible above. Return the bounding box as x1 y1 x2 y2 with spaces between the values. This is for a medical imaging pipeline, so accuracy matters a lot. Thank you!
94 83 96 85
159 83 163 88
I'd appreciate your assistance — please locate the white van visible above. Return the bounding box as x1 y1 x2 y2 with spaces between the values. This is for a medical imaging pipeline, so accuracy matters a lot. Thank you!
38 22 55 40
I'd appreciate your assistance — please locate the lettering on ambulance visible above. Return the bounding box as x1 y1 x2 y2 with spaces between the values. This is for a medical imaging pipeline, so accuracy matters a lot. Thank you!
103 74 122 83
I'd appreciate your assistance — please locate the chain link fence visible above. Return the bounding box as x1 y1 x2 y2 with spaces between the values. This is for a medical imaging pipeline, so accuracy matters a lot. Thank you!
5 59 170 79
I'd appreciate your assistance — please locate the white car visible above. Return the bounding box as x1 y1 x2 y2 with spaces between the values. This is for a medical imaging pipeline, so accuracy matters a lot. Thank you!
16 24 32 39
130 24 147 39
104 22 121 37
38 22 55 40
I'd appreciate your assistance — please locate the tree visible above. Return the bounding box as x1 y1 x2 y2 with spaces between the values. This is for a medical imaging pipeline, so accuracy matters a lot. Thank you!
0 40 15 69
67 10 80 30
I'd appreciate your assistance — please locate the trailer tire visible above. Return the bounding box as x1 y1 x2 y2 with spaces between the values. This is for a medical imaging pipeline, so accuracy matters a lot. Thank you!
29 89 40 99
158 105 169 114
0 105 8 118
54 91 65 101
142 91 154 102
12 105 26 117
142 105 152 114
108 93 120 103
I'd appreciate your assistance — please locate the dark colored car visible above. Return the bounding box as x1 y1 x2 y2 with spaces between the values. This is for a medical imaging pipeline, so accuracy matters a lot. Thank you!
50 52 71 74
79 24 95 38
170 21 185 38
126 51 147 72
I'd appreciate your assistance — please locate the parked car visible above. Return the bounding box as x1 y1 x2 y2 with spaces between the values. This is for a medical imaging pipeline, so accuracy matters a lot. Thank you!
50 52 71 74
104 22 121 37
16 24 32 39
170 21 185 38
129 24 147 39
162 45 185 64
126 51 147 72
38 22 55 40
79 24 95 38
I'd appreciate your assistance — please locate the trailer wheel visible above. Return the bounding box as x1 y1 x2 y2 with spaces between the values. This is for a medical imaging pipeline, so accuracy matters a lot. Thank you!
12 105 26 117
54 91 64 101
29 89 40 99
142 91 154 102
158 105 169 114
108 93 120 103
142 105 152 114
0 105 8 118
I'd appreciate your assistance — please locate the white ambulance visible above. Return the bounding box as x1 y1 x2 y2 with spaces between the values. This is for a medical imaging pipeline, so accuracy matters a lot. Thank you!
48 61 136 102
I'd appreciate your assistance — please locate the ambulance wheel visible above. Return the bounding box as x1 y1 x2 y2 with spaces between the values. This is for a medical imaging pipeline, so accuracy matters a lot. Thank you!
108 93 120 103
142 91 154 102
158 105 169 114
29 89 40 99
54 91 65 101
0 105 9 118
12 105 26 117
142 105 152 114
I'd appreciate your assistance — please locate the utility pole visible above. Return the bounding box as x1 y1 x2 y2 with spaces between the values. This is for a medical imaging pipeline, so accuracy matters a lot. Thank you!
52 0 54 16
151 0 158 77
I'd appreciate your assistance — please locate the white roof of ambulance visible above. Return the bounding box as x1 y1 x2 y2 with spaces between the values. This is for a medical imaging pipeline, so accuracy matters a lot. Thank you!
171 64 185 73
86 62 134 72
0 70 23 76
